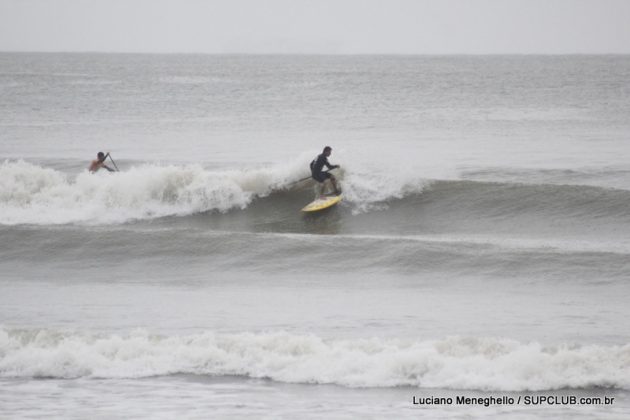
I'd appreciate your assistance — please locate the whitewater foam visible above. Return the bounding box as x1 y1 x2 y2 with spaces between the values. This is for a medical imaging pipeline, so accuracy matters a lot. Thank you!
1 328 628 391
0 159 320 225
0 158 429 225
0 160 254 224
341 167 429 214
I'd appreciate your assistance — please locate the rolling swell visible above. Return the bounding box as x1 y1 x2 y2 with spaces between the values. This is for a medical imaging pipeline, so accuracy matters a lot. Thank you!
2 226 629 282
460 166 630 191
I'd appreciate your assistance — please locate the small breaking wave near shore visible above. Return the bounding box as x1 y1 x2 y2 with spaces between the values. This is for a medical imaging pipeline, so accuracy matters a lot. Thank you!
1 328 628 391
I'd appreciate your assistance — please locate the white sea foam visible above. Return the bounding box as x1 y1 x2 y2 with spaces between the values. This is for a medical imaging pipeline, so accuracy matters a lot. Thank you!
0 328 628 391
0 159 427 225
0 159 297 225
340 164 429 214
0 160 248 224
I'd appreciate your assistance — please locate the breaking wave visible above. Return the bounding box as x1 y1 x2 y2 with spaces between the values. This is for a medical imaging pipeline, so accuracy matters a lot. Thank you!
1 328 628 391
0 159 426 225
2 159 630 231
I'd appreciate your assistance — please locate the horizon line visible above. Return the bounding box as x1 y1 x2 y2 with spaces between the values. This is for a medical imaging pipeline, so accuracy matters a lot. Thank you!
2 50 630 56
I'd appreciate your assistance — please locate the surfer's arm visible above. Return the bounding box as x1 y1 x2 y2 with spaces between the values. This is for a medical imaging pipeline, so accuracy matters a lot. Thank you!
324 158 339 170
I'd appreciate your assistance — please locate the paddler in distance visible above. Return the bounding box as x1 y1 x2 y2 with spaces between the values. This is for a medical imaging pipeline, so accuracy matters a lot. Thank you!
89 151 116 173
310 146 341 197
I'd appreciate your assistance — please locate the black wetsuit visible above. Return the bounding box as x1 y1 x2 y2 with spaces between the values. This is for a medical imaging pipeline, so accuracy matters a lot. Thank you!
310 153 336 183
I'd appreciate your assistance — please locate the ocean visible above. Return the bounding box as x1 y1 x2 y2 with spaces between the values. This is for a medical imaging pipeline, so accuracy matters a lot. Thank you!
1 53 629 419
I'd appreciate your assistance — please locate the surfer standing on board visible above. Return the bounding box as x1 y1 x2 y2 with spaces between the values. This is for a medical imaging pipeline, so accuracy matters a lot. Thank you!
310 146 341 197
89 152 115 173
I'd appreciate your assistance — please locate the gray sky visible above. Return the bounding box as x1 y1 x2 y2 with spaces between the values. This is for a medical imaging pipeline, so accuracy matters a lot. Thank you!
1 0 629 54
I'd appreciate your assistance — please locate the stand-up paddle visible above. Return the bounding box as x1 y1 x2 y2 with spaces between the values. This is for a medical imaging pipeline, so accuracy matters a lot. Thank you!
288 169 331 188
106 153 120 172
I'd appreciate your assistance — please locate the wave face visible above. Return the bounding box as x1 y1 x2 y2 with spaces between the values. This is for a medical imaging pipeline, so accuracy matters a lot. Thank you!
1 328 628 391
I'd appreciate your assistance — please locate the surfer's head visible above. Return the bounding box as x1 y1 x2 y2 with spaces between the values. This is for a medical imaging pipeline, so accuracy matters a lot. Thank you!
97 152 106 162
323 146 332 157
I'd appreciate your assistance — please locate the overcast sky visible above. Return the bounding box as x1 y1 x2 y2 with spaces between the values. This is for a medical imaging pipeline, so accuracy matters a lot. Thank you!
1 0 629 54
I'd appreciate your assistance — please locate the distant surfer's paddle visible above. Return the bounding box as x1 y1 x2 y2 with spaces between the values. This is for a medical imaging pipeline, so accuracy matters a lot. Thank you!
105 153 120 172
301 194 343 212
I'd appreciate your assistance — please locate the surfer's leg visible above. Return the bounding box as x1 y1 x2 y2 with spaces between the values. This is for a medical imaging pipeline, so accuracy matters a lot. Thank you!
319 181 326 198
330 175 341 195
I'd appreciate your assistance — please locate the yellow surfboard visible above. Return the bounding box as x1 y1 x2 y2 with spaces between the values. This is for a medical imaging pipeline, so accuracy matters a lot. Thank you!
301 194 343 212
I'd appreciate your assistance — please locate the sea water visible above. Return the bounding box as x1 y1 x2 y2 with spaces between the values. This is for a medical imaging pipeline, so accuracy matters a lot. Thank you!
1 53 630 419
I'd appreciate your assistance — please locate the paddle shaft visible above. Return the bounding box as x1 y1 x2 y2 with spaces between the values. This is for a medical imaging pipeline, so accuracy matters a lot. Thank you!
106 153 120 172
290 169 333 186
